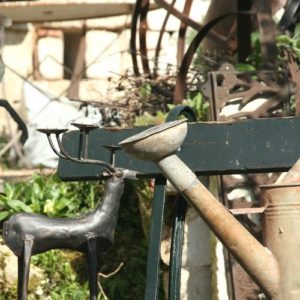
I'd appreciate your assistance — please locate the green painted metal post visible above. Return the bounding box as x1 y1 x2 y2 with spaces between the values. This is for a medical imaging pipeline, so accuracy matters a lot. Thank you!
168 194 187 300
144 178 166 300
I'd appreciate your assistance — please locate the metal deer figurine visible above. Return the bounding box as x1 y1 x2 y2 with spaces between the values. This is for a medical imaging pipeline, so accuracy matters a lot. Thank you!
2 124 137 300
3 175 123 300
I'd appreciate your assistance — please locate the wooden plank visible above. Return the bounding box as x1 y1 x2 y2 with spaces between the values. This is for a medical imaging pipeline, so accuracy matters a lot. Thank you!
0 1 158 23
57 117 300 181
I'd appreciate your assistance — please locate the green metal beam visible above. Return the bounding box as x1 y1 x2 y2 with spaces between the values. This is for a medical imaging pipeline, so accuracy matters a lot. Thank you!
58 117 300 180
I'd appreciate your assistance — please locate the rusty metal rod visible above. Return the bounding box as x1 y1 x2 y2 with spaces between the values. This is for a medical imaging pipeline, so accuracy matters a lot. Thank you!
157 154 280 298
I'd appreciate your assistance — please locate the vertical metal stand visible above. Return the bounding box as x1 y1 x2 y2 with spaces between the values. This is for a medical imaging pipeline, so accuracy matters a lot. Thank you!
237 0 252 63
144 178 166 300
168 194 187 300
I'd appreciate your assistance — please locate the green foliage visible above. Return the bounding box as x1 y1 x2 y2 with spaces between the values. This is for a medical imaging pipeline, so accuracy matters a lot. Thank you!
134 179 154 239
139 82 152 97
134 90 209 126
0 173 102 222
134 90 209 125
243 24 300 69
0 173 153 299
244 31 263 68
276 23 300 60
168 92 209 121
30 250 91 300
134 111 166 126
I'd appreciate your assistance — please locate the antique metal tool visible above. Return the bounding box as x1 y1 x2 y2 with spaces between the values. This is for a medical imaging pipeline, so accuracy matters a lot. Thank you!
120 119 300 300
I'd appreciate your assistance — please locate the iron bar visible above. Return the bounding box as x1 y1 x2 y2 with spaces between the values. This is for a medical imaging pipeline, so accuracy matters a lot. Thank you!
144 178 166 300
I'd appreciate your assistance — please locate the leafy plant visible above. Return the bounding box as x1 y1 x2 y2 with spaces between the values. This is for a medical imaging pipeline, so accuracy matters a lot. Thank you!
0 173 103 223
276 23 300 59
0 173 154 299
242 23 300 70
168 92 210 121
30 250 91 300
134 111 166 126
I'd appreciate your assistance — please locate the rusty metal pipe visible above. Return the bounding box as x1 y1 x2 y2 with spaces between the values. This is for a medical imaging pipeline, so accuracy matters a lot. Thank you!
119 119 280 299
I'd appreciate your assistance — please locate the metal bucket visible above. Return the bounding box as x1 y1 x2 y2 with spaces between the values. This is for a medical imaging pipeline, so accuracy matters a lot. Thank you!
261 183 300 300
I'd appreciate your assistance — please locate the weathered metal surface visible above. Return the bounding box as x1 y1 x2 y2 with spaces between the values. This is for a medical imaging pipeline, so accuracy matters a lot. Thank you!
125 1 300 299
261 183 300 300
119 119 281 298
119 119 187 161
200 63 292 120
183 182 280 299
58 117 300 181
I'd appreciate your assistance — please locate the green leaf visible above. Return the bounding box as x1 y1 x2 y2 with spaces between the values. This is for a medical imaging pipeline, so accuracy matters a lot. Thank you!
294 38 300 50
251 31 260 47
6 199 33 213
0 211 9 221
55 198 72 210
294 23 300 38
235 63 256 72
32 181 42 198
167 103 176 110
294 48 300 60
140 82 151 97
276 35 293 45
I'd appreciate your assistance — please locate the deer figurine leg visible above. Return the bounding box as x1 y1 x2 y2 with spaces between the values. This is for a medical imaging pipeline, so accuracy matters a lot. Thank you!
17 238 34 300
87 236 99 300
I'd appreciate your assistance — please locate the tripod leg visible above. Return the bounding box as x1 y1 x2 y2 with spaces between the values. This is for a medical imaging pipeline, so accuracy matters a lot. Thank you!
17 238 34 300
87 237 98 300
